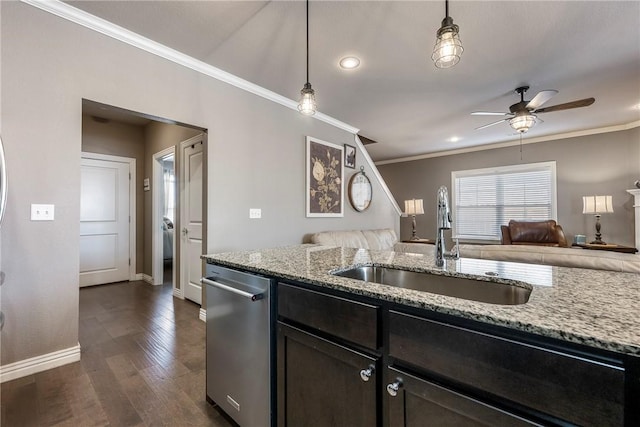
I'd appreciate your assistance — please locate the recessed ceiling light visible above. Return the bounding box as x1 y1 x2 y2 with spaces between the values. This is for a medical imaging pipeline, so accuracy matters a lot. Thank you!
449 136 460 143
339 56 360 70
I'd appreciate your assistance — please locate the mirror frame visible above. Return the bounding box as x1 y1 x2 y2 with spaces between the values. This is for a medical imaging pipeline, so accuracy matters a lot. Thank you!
347 167 372 212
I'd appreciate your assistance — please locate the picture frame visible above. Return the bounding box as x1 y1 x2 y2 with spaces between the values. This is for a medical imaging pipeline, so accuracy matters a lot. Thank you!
306 136 344 217
344 143 356 169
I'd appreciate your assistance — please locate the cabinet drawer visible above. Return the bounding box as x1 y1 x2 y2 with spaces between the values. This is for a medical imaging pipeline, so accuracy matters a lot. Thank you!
278 283 379 349
389 311 624 426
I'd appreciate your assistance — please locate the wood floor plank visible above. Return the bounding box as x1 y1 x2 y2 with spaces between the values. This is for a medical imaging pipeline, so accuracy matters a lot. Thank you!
34 367 75 426
1 379 39 426
55 371 110 427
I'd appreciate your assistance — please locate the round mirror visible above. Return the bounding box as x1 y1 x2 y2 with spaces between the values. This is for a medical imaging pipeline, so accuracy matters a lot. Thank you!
348 168 372 212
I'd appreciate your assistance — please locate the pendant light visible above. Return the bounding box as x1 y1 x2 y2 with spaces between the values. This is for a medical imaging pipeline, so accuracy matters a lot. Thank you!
298 0 317 116
431 0 464 69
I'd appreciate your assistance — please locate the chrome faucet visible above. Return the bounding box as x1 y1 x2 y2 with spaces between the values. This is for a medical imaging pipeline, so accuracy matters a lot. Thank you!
435 185 458 266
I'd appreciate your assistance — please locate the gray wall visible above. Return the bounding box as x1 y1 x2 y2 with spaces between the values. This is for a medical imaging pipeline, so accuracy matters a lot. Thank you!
0 3 398 366
379 127 640 246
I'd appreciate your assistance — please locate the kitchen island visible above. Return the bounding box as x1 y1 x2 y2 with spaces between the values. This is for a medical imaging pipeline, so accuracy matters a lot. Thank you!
203 245 640 426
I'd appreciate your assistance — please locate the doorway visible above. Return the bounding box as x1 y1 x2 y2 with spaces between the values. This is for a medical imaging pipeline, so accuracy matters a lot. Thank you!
81 99 207 308
152 147 177 294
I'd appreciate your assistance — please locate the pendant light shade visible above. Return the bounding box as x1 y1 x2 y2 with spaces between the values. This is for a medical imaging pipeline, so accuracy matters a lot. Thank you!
298 82 317 116
298 0 317 116
432 0 463 69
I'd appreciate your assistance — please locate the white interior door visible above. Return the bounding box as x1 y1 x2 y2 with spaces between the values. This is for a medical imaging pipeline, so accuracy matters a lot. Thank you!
180 137 203 304
80 157 130 287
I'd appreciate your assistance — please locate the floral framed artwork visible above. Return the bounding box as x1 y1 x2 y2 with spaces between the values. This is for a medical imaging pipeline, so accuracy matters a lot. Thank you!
306 136 344 217
344 144 356 169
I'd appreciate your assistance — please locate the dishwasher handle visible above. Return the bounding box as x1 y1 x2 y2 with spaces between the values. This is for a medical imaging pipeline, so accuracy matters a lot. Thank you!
201 277 264 301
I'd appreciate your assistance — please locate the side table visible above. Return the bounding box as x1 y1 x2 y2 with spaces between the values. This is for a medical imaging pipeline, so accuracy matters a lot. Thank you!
571 243 638 254
401 239 435 244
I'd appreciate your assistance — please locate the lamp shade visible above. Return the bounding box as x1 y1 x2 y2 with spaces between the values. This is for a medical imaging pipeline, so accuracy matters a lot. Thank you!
582 195 614 214
404 199 424 215
432 25 463 69
298 83 317 116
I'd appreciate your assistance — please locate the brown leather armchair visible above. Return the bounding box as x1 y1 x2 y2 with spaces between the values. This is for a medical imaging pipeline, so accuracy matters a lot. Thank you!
500 220 568 247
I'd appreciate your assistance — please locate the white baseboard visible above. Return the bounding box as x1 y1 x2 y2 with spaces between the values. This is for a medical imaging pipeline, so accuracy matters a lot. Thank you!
173 287 184 299
132 273 144 281
141 274 154 285
199 308 206 322
0 343 81 383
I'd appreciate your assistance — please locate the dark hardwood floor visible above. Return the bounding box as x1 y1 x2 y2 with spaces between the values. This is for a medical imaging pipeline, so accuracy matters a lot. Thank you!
1 274 234 427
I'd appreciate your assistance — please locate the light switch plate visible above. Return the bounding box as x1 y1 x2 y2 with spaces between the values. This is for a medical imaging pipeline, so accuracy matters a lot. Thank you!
249 208 261 219
31 204 55 221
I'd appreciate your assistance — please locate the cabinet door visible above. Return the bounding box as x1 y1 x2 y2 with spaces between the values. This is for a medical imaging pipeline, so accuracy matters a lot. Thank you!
386 367 541 427
277 322 378 427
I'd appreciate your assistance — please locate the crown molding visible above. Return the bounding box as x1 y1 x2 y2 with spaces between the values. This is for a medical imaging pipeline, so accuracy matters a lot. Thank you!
376 120 640 166
21 0 359 135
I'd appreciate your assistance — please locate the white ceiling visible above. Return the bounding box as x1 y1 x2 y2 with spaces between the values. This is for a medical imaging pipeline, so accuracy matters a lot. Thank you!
67 1 640 162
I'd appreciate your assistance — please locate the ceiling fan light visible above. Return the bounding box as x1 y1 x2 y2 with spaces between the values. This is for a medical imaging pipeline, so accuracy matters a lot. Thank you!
432 16 463 68
298 82 317 116
509 113 537 133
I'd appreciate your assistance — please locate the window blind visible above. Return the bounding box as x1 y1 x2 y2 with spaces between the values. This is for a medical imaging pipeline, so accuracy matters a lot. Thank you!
452 162 557 241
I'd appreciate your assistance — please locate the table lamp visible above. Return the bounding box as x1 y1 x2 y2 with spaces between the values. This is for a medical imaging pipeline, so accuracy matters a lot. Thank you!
404 199 425 240
582 195 613 244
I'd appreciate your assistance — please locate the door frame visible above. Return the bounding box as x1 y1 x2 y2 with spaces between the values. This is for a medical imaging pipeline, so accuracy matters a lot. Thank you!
152 146 177 291
80 151 137 282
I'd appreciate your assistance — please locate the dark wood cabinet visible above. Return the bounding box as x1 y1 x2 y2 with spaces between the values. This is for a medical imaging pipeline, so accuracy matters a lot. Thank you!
275 281 637 426
386 367 540 427
389 311 625 426
277 323 378 427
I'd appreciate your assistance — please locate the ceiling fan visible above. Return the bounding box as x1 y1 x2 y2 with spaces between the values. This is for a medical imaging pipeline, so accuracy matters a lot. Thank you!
472 86 595 133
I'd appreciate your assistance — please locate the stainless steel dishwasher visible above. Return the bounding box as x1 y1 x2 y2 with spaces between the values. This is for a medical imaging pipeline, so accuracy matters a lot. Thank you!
202 264 272 427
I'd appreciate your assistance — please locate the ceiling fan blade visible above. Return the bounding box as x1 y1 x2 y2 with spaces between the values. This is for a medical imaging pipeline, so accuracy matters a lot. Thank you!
534 97 595 113
526 90 558 110
475 119 508 130
471 111 511 116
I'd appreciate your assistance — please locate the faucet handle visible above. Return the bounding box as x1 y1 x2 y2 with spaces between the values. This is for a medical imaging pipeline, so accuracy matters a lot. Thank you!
450 238 460 259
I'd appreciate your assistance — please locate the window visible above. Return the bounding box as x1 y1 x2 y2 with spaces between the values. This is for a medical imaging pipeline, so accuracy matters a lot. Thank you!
162 156 175 222
452 161 557 241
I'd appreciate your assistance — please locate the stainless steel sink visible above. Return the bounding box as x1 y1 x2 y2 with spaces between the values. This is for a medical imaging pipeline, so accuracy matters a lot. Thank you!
332 266 531 305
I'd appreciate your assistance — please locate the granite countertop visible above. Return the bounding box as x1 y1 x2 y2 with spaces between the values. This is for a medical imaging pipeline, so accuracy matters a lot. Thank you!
203 245 640 356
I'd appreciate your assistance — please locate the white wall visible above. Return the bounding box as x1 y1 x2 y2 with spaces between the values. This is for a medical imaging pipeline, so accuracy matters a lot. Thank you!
0 3 398 367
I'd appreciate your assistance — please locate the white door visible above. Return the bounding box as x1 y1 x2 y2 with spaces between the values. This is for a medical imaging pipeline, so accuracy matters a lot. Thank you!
80 158 130 287
180 137 204 304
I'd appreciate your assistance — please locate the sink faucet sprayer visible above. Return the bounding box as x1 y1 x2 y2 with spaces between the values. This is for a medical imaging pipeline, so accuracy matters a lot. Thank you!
435 185 459 267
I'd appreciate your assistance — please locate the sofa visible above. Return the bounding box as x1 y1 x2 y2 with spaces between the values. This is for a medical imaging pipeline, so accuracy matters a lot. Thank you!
309 228 399 251
457 244 640 274
500 220 568 247
309 228 640 274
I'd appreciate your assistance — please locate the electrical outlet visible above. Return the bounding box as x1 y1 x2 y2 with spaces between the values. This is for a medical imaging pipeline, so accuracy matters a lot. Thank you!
31 204 55 221
249 208 262 219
